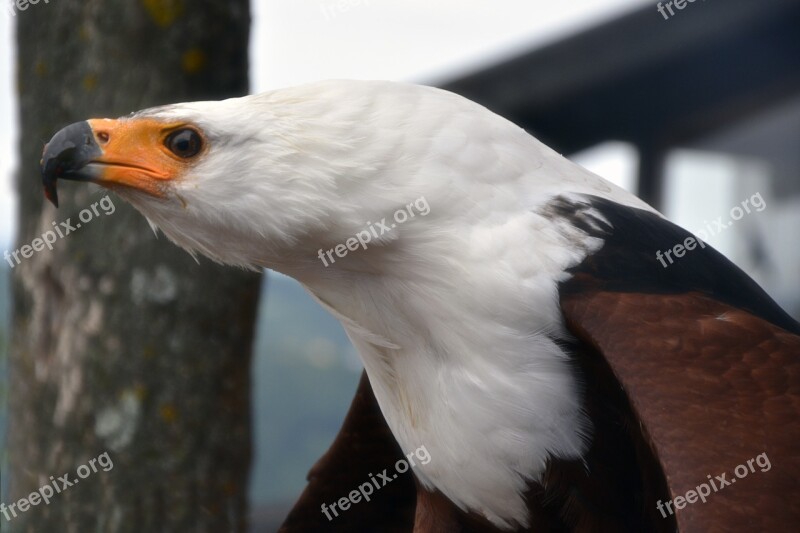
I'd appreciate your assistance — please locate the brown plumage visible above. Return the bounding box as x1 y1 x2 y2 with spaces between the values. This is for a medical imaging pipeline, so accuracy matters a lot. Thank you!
561 289 800 531
278 373 415 532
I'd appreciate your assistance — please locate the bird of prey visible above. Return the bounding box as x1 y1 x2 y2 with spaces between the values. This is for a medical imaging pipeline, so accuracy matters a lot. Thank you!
41 80 800 532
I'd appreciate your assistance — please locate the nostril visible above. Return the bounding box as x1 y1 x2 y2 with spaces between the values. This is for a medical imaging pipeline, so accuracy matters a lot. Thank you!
96 131 110 143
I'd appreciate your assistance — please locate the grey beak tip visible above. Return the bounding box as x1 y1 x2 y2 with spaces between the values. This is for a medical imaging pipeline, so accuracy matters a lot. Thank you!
40 121 102 207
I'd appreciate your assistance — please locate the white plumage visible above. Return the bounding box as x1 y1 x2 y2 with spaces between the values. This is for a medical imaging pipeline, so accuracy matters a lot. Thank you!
98 81 658 528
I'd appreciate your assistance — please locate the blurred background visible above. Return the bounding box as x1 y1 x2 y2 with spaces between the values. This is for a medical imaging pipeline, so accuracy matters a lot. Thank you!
0 1 798 531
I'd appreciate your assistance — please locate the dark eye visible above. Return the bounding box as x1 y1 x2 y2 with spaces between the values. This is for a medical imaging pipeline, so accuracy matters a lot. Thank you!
166 129 202 158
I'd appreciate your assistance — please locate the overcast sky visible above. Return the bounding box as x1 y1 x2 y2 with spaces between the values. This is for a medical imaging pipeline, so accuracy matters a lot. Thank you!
0 0 650 247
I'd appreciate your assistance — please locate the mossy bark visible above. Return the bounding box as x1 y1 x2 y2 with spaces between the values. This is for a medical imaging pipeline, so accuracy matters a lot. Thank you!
8 1 259 531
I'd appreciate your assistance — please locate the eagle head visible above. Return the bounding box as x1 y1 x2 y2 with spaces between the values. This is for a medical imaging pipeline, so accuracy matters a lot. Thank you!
40 81 442 272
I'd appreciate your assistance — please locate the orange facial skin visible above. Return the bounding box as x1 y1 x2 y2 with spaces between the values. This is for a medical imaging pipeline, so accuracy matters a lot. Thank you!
86 118 202 198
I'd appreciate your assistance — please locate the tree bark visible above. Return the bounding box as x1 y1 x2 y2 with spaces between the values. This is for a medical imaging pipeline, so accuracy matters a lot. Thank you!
8 1 259 532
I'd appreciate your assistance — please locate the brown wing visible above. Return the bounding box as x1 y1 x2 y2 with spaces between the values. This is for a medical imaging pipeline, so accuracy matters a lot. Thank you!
561 288 800 531
553 194 800 531
278 372 416 532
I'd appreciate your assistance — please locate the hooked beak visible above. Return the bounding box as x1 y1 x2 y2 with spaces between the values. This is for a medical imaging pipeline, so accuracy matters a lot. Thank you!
41 117 183 207
41 121 103 208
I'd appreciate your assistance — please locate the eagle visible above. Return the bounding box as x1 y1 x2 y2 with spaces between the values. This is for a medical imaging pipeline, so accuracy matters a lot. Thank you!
41 80 800 532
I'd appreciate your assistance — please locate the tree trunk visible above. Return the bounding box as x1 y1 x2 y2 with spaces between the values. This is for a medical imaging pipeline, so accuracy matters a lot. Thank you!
8 2 259 532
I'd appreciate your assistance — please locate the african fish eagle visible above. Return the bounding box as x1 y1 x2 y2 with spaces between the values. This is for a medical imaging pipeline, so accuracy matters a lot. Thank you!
40 80 800 532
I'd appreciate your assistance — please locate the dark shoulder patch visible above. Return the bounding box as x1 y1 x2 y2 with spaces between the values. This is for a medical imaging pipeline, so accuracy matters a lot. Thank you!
551 195 800 335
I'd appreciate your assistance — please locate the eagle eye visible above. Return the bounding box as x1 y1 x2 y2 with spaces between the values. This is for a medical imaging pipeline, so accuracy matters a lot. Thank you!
166 129 202 158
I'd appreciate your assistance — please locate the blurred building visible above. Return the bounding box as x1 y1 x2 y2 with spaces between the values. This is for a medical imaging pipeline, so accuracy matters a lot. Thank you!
442 0 800 318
